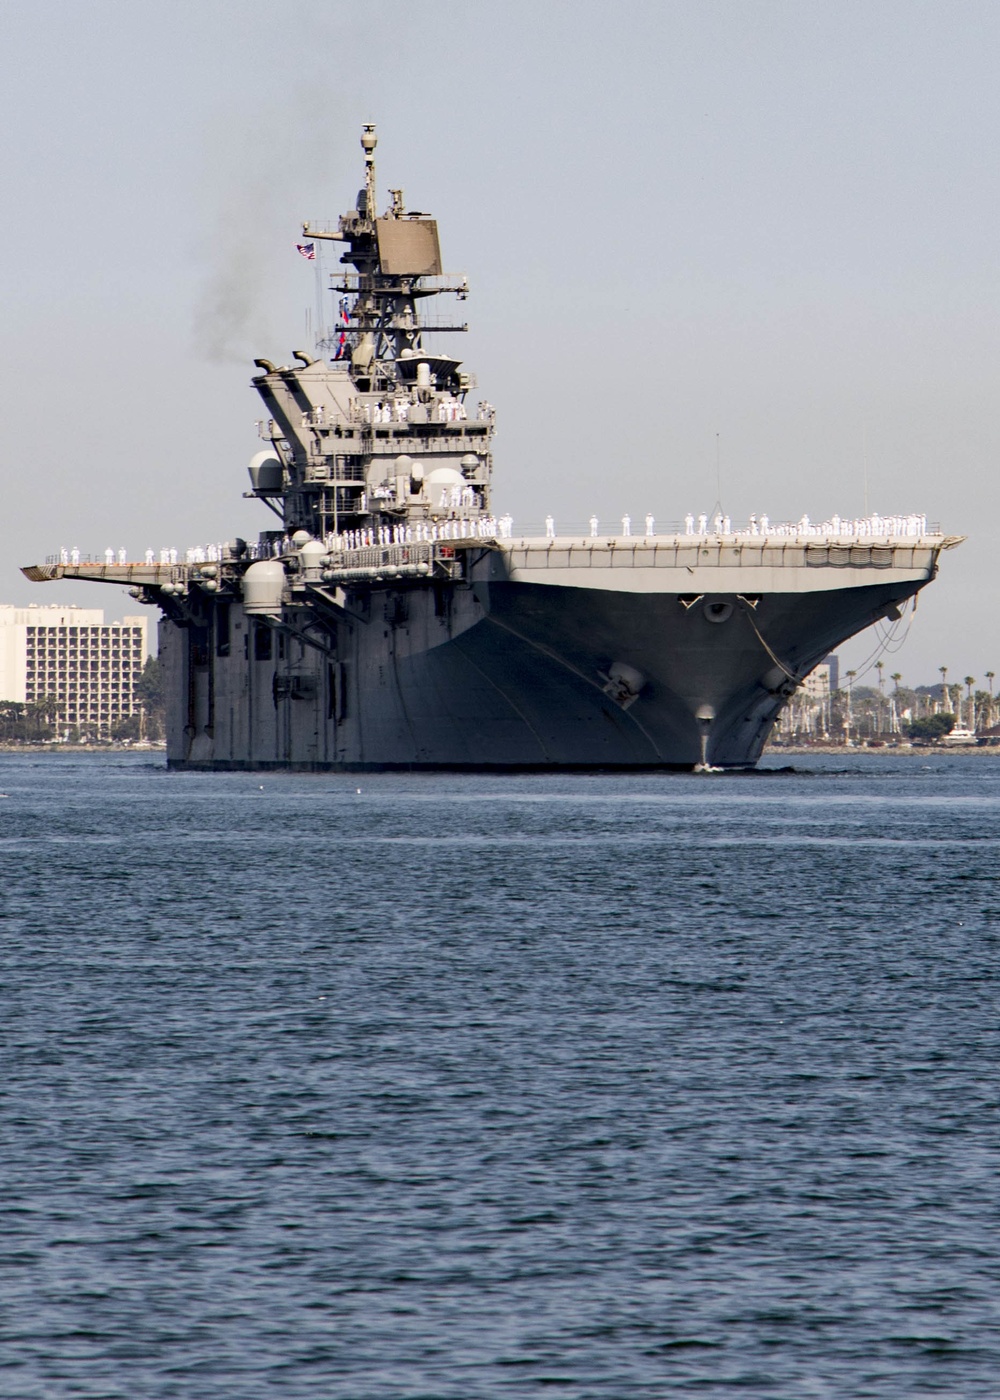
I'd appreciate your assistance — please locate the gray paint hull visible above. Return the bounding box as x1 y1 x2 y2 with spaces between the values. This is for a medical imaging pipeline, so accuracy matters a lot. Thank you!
164 570 923 771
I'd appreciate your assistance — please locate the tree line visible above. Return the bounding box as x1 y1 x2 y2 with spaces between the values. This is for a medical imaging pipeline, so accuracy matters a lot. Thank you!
776 665 996 744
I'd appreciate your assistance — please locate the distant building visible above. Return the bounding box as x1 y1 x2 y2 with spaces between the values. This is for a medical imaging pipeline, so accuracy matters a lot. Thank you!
0 605 149 737
803 654 839 699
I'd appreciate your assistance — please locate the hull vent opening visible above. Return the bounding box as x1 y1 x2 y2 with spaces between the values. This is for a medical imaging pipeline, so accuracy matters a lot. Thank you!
704 600 734 624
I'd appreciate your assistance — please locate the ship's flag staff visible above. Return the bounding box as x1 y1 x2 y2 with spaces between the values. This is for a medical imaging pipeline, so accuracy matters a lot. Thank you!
297 238 338 356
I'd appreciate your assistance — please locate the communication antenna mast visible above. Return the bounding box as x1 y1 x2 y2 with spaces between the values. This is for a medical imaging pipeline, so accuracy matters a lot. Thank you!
708 431 724 517
361 123 378 221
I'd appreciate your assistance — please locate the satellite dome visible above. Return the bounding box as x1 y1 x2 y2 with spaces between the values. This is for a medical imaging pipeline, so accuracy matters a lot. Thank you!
242 559 285 616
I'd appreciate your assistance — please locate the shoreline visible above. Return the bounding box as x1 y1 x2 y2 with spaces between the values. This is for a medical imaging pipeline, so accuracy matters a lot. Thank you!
764 743 996 756
0 744 166 754
0 742 992 760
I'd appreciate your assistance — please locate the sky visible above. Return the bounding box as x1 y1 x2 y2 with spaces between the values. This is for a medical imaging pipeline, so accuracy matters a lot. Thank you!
0 0 997 684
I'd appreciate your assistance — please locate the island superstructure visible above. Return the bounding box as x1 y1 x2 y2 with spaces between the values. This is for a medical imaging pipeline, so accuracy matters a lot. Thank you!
23 127 963 770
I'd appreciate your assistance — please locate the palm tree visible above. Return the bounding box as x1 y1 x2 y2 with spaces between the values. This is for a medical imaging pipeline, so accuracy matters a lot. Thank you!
886 672 902 737
845 669 856 742
939 665 949 713
872 661 885 734
964 677 976 730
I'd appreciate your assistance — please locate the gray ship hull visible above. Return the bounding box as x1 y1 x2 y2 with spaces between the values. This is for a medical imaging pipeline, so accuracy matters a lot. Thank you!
162 550 931 771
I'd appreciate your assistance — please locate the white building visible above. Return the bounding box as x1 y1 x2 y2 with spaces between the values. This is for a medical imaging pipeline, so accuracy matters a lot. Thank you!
0 604 149 737
802 654 840 699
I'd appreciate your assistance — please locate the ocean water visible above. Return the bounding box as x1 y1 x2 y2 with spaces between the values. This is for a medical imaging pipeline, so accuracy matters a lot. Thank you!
2 751 999 1399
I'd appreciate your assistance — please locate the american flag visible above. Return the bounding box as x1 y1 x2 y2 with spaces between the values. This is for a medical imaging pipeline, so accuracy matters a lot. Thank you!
295 242 316 260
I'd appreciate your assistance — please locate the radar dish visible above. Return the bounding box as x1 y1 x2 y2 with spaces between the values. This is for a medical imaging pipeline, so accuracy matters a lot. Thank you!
375 218 442 276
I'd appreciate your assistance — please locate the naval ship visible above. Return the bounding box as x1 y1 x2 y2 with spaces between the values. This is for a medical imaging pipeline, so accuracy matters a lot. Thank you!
24 127 962 770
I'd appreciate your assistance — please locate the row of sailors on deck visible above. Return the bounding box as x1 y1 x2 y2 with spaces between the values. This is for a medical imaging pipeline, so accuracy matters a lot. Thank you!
324 515 515 551
680 512 929 538
81 522 513 567
373 483 482 511
62 546 221 566
76 506 929 570
299 398 470 428
362 398 468 424
547 515 655 538
538 512 929 539
59 547 130 567
442 484 478 509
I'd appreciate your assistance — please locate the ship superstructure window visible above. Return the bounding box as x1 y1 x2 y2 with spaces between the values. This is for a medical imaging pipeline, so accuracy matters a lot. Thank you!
254 623 273 661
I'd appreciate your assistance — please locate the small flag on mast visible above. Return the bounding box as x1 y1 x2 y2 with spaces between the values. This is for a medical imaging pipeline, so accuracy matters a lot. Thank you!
296 242 316 260
336 296 350 358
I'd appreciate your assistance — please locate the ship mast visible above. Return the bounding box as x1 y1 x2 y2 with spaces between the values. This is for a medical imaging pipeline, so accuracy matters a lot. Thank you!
303 124 470 390
248 125 493 541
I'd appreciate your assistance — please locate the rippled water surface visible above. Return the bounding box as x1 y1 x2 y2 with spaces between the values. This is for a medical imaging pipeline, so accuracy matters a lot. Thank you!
2 751 999 1398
